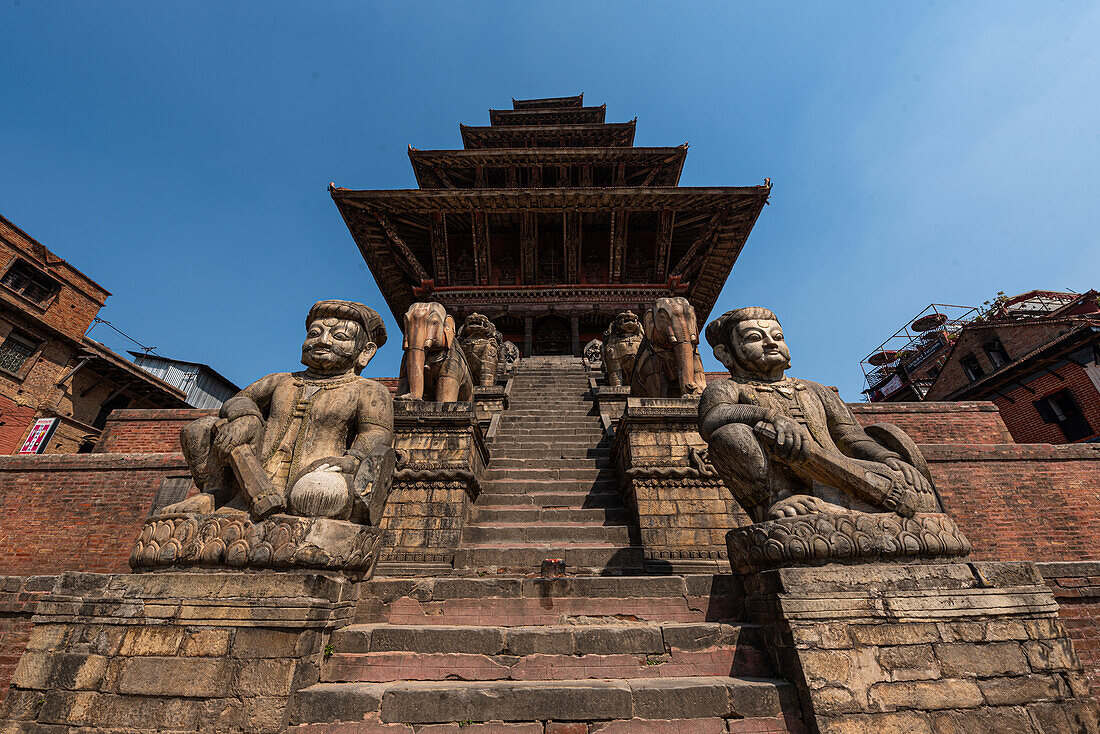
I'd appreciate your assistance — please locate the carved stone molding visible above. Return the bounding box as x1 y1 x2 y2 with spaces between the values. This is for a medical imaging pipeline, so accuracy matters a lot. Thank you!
726 511 971 574
129 513 384 574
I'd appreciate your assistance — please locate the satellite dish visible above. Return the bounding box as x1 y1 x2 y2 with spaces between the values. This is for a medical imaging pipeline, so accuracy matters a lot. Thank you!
912 313 948 332
867 350 899 367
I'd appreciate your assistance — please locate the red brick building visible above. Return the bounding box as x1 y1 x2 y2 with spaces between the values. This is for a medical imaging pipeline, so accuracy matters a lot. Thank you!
866 290 1100 444
0 214 188 454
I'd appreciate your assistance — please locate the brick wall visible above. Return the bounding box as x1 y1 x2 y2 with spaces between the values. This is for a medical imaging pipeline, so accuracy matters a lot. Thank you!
94 408 214 453
993 362 1100 444
0 395 36 455
925 443 1100 562
0 575 55 706
0 452 188 576
1037 562 1100 701
851 401 1014 443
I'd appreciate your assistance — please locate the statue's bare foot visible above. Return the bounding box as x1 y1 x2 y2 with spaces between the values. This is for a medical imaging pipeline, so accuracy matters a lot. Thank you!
159 493 216 515
766 494 838 520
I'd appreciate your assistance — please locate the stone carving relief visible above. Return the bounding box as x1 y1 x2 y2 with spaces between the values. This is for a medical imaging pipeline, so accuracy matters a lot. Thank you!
583 338 603 364
457 312 504 387
136 300 396 571
601 311 644 387
398 302 475 402
501 340 520 365
630 297 707 398
698 306 966 568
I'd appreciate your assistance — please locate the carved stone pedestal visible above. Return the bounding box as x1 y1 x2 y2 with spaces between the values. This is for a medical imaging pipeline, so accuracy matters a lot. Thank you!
129 513 384 575
473 383 509 439
612 397 749 573
592 384 630 435
742 562 1100 733
0 570 357 733
379 400 488 576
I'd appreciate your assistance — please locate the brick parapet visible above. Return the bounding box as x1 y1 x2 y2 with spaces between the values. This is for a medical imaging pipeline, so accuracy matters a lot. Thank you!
93 408 214 453
0 453 188 577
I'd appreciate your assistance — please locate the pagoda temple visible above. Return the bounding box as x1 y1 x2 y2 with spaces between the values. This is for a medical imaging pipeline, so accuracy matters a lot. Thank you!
331 93 770 355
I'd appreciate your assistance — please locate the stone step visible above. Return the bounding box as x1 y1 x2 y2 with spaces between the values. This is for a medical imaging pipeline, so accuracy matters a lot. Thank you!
455 544 645 573
355 575 741 626
330 620 760 653
474 492 623 509
322 646 770 683
492 448 610 459
480 479 620 494
491 458 612 470
469 506 630 524
463 523 636 545
291 676 792 726
486 467 609 481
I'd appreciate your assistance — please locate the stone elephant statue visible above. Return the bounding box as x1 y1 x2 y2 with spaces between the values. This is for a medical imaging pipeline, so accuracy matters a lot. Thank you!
397 302 474 402
630 297 707 398
457 312 503 387
601 311 644 387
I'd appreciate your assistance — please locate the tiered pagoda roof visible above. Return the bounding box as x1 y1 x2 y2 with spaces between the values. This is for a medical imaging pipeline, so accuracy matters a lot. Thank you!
332 94 770 354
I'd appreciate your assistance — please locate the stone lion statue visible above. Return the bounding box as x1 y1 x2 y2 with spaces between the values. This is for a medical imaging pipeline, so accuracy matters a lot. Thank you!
601 311 644 387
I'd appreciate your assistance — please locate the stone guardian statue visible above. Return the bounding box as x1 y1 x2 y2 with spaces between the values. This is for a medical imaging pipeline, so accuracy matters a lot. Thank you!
600 311 643 387
397 302 475 402
162 300 395 525
631 297 707 398
457 312 503 387
699 307 937 523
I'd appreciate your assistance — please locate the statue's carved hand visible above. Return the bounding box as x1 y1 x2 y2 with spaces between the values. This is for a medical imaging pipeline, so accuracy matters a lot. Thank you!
759 416 807 462
302 455 360 476
883 457 932 497
212 416 261 458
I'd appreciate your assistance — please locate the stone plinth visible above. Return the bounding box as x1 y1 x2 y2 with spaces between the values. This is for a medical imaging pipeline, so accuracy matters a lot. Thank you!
593 384 631 435
726 511 972 574
380 400 488 575
472 383 510 440
129 513 384 575
0 570 357 733
744 561 1100 733
611 397 750 573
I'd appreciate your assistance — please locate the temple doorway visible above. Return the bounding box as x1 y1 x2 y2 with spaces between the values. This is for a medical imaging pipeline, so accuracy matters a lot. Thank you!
532 315 570 355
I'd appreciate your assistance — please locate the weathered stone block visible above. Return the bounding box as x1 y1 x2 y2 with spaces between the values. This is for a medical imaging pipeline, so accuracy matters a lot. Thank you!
876 644 940 681
116 656 231 698
868 678 984 711
117 626 185 656
236 658 297 696
629 677 729 719
928 705 1042 734
977 674 1068 706
819 711 931 734
179 628 232 657
933 641 1028 678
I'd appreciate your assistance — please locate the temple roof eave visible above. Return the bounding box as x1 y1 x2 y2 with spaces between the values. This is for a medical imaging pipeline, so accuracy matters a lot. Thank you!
331 185 768 212
459 122 636 149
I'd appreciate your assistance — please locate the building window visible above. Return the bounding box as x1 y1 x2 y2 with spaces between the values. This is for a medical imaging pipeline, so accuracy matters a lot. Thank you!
960 353 985 382
1033 389 1094 442
0 331 38 374
1 259 59 305
984 338 1011 368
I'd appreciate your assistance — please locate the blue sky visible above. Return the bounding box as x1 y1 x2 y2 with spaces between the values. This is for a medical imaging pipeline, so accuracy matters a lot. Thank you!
3 2 1097 399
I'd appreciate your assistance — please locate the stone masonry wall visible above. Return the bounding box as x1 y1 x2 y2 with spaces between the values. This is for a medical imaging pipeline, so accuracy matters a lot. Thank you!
0 576 55 707
0 453 188 576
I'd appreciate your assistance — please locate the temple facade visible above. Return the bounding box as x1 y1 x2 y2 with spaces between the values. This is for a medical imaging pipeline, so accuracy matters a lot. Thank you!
331 94 770 356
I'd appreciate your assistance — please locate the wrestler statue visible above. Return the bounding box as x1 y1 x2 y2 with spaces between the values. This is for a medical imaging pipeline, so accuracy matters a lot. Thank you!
699 307 938 523
161 300 395 525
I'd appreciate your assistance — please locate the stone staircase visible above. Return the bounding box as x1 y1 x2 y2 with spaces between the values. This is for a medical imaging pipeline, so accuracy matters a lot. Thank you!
290 357 804 732
457 356 642 574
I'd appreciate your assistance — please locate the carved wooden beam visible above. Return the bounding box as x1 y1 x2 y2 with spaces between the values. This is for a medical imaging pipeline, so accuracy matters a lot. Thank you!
429 211 449 285
641 165 661 187
670 207 729 279
429 165 457 190
615 163 626 186
506 166 518 188
610 209 627 282
654 209 674 281
580 165 593 187
475 166 486 187
563 211 580 284
521 212 536 284
371 211 431 283
531 165 542 187
472 211 490 286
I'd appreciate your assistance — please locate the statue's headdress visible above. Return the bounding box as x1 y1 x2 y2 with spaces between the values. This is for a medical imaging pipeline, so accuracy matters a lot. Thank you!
705 307 780 348
307 300 387 349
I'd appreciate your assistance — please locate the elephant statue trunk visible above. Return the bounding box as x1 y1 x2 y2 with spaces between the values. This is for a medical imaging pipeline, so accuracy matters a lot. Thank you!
673 339 702 396
400 346 427 400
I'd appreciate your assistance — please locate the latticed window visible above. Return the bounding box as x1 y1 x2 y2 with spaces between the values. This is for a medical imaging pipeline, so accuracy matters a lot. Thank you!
0 332 37 374
1 260 59 304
